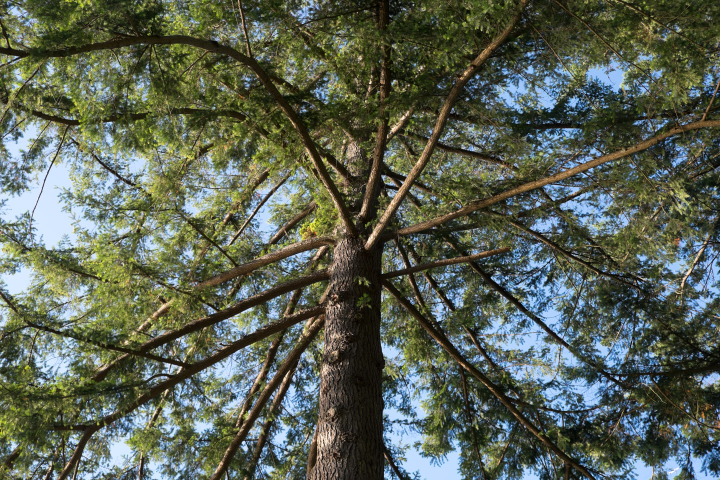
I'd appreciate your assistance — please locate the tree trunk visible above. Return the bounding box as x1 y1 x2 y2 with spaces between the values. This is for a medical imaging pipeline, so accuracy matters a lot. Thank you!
307 236 384 480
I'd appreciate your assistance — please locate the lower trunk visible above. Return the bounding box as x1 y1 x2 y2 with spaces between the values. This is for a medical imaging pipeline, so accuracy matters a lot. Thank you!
307 236 384 480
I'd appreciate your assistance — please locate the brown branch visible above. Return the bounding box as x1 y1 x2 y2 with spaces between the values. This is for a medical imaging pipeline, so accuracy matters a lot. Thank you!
1 36 355 233
679 231 713 296
196 236 335 289
56 427 99 480
403 132 514 170
91 269 329 382
459 367 488 479
237 0 253 57
242 361 297 480
444 238 627 388
360 0 391 221
306 423 319 477
387 106 415 141
209 316 325 480
381 165 436 195
234 247 327 428
68 137 138 187
383 445 409 480
406 245 457 310
382 247 510 279
267 201 318 245
364 0 530 249
55 305 325 437
1 445 22 474
496 214 639 289
0 290 189 367
396 119 720 236
228 174 290 245
28 106 248 126
394 240 427 309
382 280 598 480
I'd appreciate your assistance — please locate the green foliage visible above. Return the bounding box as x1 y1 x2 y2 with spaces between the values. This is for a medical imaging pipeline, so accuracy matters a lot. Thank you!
1 0 720 479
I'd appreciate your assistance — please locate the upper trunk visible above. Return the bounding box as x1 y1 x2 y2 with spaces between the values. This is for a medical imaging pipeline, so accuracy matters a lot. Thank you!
307 236 384 480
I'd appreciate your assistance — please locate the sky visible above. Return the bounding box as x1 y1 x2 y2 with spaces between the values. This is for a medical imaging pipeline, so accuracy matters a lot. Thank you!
1 74 715 480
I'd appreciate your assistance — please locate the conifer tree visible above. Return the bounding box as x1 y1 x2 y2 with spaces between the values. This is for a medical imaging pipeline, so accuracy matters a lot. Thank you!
1 1 720 479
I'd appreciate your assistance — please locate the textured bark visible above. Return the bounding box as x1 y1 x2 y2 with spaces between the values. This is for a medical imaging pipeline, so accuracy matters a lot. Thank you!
308 237 384 480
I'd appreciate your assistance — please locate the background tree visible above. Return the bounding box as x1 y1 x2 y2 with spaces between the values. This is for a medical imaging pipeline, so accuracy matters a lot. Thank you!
1 0 720 479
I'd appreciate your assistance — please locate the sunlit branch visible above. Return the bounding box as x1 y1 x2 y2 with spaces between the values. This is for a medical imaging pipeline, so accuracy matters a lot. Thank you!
395 119 720 236
92 270 329 382
382 280 598 480
382 247 511 279
197 236 335 289
360 0 391 221
234 247 328 428
679 229 714 297
209 316 325 480
364 0 530 249
268 201 318 245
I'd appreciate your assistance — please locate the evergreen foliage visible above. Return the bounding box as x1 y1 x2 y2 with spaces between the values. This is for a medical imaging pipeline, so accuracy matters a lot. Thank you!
1 0 720 478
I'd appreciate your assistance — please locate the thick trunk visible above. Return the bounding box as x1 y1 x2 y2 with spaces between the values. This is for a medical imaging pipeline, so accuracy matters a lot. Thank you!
307 236 384 480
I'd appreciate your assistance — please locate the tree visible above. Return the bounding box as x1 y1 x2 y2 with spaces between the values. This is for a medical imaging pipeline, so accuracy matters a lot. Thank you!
1 0 719 478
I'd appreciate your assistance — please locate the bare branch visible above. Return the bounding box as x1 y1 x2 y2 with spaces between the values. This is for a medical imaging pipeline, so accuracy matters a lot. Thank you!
364 0 530 249
382 247 510 279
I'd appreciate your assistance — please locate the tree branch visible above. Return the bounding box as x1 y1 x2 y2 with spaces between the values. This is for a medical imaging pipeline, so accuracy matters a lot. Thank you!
444 238 627 388
268 201 317 245
228 173 290 245
92 270 329 382
360 0 391 221
382 247 510 279
403 132 515 170
209 316 325 480
382 280 597 480
395 119 720 236
364 0 530 249
1 35 356 234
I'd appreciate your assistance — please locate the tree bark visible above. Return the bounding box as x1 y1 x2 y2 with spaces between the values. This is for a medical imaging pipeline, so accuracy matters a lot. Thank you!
307 237 384 480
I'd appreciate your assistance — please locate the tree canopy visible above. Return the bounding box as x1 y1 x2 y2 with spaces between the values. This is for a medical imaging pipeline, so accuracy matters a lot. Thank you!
1 0 720 479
